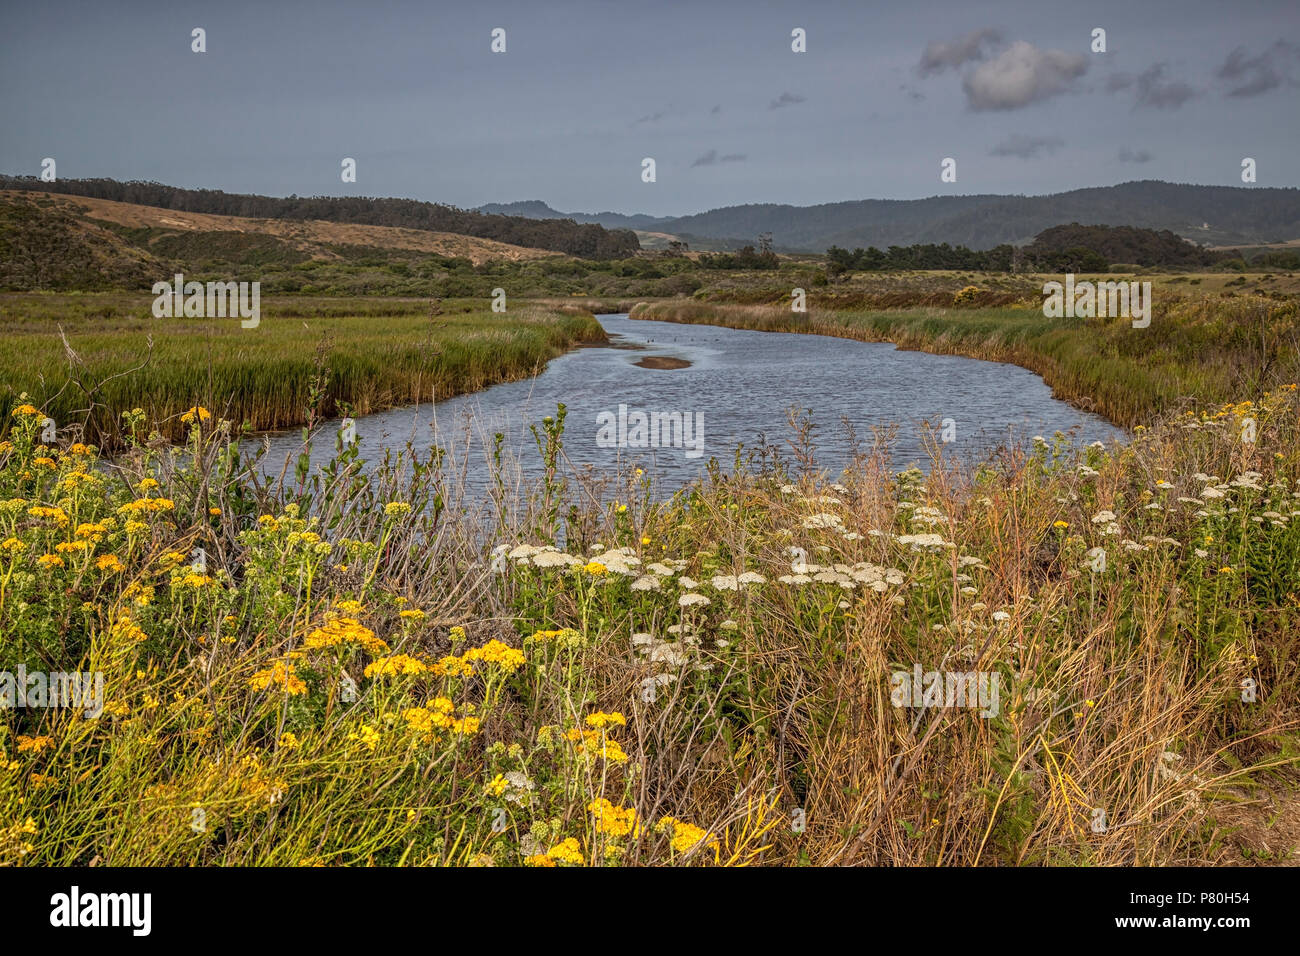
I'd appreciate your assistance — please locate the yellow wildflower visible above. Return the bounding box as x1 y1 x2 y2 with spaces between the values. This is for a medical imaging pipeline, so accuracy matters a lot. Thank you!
462 639 526 674
544 837 584 866
363 654 428 678
248 660 308 696
348 724 381 752
27 505 69 526
657 816 716 854
589 798 639 838
432 654 476 678
565 728 629 763
304 617 388 655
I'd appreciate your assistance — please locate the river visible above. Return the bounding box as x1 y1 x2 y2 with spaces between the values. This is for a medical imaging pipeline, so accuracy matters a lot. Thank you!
255 313 1123 496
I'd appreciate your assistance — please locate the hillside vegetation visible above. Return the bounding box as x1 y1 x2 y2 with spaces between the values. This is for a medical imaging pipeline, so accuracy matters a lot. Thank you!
0 195 166 291
1026 223 1223 269
0 177 641 259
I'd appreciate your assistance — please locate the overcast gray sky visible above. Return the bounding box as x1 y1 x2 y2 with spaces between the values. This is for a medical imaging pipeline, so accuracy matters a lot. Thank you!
2 0 1297 217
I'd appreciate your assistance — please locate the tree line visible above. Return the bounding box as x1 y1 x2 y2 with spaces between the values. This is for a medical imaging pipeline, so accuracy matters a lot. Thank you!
820 223 1297 275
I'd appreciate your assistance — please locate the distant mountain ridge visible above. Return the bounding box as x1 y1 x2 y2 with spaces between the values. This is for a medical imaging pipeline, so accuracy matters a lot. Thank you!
474 200 666 231
479 182 1300 253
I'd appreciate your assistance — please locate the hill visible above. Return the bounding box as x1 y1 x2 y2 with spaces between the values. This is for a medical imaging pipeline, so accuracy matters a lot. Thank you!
0 191 570 290
474 200 667 231
0 176 641 260
1024 223 1222 268
482 181 1300 253
0 194 167 290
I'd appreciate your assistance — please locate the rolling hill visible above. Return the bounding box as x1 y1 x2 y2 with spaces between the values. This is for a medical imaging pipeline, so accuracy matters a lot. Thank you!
0 176 641 259
0 191 564 291
480 181 1300 253
4 191 560 263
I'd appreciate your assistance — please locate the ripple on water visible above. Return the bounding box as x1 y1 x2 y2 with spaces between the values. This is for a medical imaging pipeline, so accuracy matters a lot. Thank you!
256 313 1125 497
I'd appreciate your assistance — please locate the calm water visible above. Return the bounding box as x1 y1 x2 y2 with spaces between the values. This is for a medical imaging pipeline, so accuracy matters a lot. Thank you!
255 314 1123 495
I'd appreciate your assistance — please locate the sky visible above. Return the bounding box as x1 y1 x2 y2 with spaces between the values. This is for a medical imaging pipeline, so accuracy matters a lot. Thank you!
2 0 1298 218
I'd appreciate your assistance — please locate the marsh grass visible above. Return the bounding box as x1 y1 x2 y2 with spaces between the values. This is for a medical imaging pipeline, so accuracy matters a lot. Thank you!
0 294 605 450
632 295 1300 428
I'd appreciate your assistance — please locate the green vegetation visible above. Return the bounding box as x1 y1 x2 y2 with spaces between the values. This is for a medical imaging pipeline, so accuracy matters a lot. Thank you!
0 295 604 448
1027 223 1225 268
1 176 640 258
0 196 162 291
823 223 1293 277
631 294 1300 428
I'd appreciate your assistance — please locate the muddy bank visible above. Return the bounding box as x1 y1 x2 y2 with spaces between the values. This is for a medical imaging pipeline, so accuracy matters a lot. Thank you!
634 355 692 370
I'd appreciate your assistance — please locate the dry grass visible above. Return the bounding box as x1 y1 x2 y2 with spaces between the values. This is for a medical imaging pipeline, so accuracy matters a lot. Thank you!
0 191 560 264
1 382 1297 866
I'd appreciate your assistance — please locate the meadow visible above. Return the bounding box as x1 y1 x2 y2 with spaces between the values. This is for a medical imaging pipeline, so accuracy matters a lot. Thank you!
0 294 605 448
0 377 1297 865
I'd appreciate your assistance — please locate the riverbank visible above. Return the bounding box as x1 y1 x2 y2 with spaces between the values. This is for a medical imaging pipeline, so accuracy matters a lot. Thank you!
3 383 1297 866
0 294 607 449
630 295 1300 429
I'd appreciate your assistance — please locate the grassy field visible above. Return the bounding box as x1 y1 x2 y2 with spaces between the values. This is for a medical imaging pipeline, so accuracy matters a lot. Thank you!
2 277 1298 867
632 291 1300 428
0 294 605 448
1 381 1297 866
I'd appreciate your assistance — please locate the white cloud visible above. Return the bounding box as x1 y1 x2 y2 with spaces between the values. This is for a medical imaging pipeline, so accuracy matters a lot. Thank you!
963 41 1088 110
